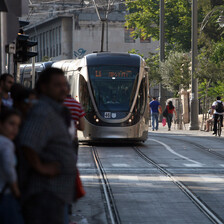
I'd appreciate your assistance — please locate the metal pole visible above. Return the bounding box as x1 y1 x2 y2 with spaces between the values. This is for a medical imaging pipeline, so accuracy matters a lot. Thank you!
0 12 7 74
159 0 166 119
100 19 105 52
106 19 108 52
189 0 199 130
16 62 20 83
32 47 36 89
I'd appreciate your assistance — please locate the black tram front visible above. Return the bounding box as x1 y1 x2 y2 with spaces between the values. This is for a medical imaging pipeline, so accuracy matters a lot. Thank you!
78 53 149 142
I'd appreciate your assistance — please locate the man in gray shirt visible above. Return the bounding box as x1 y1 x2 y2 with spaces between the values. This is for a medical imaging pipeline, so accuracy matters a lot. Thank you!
19 68 76 224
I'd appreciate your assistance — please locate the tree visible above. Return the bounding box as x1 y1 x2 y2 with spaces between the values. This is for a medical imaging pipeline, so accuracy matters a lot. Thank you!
128 49 160 86
160 51 191 94
125 0 192 52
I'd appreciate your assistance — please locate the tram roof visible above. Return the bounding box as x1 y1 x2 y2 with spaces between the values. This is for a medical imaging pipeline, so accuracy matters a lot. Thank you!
86 53 141 66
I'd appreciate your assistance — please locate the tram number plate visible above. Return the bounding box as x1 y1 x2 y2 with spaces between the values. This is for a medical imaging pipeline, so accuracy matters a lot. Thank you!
104 112 111 118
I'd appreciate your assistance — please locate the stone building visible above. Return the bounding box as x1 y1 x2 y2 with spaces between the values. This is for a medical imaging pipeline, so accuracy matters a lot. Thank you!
23 1 161 98
24 1 159 61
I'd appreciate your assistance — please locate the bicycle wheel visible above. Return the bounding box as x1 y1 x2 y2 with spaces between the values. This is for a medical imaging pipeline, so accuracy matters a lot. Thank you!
218 120 222 137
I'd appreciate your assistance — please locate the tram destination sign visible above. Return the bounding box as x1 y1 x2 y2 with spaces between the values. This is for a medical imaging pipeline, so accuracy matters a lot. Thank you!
95 69 139 79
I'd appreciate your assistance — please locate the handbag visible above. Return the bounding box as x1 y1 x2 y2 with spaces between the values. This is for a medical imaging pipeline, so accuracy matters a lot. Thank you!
163 107 168 117
162 118 166 126
75 169 85 200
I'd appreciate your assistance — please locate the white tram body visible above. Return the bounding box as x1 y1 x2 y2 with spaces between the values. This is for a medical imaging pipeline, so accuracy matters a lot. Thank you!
53 53 149 142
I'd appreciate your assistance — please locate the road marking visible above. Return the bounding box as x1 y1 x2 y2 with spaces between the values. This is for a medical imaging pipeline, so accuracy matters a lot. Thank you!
219 164 224 167
112 163 130 167
184 164 203 167
118 175 139 181
77 163 91 167
149 138 204 167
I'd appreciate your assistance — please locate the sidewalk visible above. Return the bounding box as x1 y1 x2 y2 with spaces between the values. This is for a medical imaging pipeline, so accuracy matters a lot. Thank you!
148 122 223 137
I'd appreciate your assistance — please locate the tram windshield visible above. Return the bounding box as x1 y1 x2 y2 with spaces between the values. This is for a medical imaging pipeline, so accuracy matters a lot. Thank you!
88 65 139 112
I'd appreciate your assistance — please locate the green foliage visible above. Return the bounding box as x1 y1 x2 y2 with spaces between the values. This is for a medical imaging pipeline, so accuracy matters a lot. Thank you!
125 0 192 51
128 49 161 86
199 80 224 101
210 40 224 64
160 51 191 93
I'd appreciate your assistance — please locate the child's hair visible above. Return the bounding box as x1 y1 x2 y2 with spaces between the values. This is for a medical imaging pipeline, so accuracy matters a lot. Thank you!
0 108 21 123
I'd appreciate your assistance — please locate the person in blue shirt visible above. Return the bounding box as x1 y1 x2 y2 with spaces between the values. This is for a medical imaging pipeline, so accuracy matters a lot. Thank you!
149 97 162 131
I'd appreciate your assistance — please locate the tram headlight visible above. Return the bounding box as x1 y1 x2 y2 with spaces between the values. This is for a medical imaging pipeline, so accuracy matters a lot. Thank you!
96 118 99 123
129 119 132 123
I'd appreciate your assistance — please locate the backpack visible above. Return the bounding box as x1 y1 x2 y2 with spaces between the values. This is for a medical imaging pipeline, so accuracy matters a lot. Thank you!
216 102 224 113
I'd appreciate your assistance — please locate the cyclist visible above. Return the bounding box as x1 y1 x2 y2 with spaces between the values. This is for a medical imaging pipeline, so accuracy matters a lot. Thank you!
211 96 224 135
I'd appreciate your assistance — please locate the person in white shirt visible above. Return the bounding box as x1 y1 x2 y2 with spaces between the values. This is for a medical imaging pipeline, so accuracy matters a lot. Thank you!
211 96 224 135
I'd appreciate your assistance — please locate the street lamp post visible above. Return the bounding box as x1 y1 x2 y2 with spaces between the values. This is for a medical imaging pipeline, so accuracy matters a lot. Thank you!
189 0 199 130
159 0 166 119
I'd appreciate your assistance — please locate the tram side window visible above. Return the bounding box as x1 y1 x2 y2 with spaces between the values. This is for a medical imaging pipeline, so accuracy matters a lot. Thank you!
136 78 146 114
79 76 93 112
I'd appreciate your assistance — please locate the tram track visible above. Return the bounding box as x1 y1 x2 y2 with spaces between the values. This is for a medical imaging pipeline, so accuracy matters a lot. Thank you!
133 146 224 224
149 134 224 161
91 146 121 224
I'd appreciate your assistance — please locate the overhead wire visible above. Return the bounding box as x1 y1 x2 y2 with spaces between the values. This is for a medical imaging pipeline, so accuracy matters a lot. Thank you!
26 0 131 16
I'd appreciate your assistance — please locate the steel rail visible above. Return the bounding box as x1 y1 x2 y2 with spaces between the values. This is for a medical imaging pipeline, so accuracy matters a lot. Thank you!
133 146 224 224
92 146 121 224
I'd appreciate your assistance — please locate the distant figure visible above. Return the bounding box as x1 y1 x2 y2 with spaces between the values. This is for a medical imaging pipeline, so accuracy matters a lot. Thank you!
64 84 85 153
211 96 224 135
0 74 14 108
0 109 24 224
19 68 76 224
149 97 162 131
205 109 214 132
166 101 177 131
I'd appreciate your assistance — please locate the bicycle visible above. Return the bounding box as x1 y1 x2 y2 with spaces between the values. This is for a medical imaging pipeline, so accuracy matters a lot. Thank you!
217 115 222 137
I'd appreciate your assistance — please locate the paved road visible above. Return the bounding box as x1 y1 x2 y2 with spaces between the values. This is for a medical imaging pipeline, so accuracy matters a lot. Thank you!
71 127 224 224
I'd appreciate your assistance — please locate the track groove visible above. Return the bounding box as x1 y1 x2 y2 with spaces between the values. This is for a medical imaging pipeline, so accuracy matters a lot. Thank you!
92 146 121 224
133 146 224 224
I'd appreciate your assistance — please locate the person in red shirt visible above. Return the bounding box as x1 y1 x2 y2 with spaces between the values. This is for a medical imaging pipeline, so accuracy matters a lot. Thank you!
64 85 86 145
166 101 177 131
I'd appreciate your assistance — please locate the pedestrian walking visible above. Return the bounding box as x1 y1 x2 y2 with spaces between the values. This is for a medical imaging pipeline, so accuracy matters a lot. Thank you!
64 84 85 151
19 68 77 224
211 96 224 135
0 74 14 108
64 84 86 221
0 108 24 224
149 97 162 131
165 101 177 131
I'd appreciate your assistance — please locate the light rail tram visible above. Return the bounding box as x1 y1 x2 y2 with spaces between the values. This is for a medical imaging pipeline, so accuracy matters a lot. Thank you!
21 53 149 142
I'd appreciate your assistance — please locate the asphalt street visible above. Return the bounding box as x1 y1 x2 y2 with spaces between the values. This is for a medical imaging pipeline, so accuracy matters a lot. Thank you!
71 126 224 224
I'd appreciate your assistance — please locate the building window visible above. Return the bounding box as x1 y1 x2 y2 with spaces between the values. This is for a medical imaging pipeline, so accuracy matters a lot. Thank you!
56 27 59 56
43 32 46 56
40 33 42 61
53 28 55 57
124 27 135 43
140 36 151 43
59 26 61 55
46 31 49 57
50 30 52 57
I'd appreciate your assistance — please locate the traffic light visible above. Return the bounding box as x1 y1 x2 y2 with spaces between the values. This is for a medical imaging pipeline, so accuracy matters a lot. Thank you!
14 21 38 63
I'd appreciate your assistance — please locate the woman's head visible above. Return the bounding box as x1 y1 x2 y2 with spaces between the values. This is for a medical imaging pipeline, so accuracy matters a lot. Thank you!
0 109 21 140
168 101 174 109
